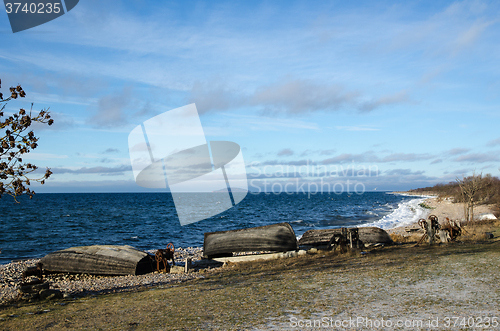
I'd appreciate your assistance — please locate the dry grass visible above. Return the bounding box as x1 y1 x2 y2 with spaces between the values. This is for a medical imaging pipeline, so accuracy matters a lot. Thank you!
389 232 422 243
461 219 500 241
389 219 500 244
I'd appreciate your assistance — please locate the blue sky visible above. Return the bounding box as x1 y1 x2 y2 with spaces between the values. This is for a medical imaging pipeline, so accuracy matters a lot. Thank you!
1 0 499 193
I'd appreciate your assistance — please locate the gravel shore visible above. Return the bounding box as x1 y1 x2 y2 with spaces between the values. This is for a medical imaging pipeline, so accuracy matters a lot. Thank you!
0 247 208 306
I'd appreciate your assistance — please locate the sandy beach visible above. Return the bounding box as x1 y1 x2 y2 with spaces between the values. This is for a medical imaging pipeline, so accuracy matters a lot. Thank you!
387 194 498 237
419 197 497 221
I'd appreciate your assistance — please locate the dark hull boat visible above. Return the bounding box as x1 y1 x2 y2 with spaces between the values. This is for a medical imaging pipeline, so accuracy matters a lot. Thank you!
203 222 298 259
298 227 393 247
40 245 155 276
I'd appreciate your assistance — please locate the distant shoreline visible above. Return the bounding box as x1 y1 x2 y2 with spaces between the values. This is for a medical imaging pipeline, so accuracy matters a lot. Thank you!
389 190 438 197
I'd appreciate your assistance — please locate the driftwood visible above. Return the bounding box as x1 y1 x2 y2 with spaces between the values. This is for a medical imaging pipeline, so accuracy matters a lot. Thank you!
203 222 298 259
40 245 155 276
440 218 465 241
416 215 441 246
299 227 392 247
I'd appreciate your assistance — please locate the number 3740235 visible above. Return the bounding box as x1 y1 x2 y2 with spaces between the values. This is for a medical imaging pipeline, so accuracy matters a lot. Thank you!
5 2 62 14
443 317 498 328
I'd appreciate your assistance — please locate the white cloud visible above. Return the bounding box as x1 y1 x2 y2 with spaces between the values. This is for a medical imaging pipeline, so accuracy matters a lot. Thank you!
22 153 68 160
453 152 500 163
487 137 500 147
220 113 320 132
452 20 494 54
51 164 132 175
336 126 380 131
189 78 413 115
277 148 294 156
446 148 471 156
87 87 134 127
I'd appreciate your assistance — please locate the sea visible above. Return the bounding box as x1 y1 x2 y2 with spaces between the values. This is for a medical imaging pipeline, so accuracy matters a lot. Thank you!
0 192 430 265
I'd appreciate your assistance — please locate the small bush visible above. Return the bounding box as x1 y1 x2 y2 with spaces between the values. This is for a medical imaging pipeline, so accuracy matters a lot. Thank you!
418 202 434 209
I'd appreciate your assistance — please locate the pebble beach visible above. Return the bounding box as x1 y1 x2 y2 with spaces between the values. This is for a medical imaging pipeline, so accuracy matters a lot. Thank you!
0 247 206 305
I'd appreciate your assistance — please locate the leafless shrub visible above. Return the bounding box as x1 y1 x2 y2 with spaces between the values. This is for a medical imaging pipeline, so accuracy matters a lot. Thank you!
0 78 54 201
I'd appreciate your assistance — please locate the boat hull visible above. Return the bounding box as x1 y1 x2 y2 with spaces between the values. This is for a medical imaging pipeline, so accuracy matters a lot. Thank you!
40 245 155 276
203 222 298 259
298 227 393 247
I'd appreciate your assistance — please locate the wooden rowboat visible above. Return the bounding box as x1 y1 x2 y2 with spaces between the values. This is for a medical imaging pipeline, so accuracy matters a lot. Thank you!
203 222 298 259
358 227 393 245
298 227 392 247
40 245 155 276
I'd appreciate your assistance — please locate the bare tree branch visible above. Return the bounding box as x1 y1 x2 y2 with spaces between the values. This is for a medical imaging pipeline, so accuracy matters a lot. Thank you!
0 78 54 202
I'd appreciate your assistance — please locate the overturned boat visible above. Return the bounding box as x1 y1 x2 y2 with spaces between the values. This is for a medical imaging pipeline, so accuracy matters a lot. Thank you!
203 222 298 259
298 227 392 248
40 245 155 276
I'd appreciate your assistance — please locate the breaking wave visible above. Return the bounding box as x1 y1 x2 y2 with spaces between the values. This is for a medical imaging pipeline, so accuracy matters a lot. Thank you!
362 195 433 230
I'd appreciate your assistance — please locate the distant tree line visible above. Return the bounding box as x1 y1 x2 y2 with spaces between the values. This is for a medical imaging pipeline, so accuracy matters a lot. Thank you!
410 173 500 218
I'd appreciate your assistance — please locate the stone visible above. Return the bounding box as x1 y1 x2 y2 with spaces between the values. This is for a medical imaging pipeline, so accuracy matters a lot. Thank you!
21 293 39 301
478 213 497 221
169 265 184 274
19 281 49 293
39 289 63 300
308 248 318 254
297 250 307 256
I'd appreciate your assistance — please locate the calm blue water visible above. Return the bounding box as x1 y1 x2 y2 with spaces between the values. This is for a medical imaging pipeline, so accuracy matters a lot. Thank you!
0 192 420 264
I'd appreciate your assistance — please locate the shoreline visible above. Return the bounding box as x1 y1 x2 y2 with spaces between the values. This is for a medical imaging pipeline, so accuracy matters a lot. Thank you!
0 191 441 265
386 193 498 236
2 193 497 306
389 190 438 196
2 232 499 329
365 193 431 230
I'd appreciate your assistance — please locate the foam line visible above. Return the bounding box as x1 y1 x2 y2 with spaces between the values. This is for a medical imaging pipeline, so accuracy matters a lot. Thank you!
362 196 430 229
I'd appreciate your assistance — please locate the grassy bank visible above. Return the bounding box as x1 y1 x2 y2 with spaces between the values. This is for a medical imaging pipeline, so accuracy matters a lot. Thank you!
1 221 499 330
